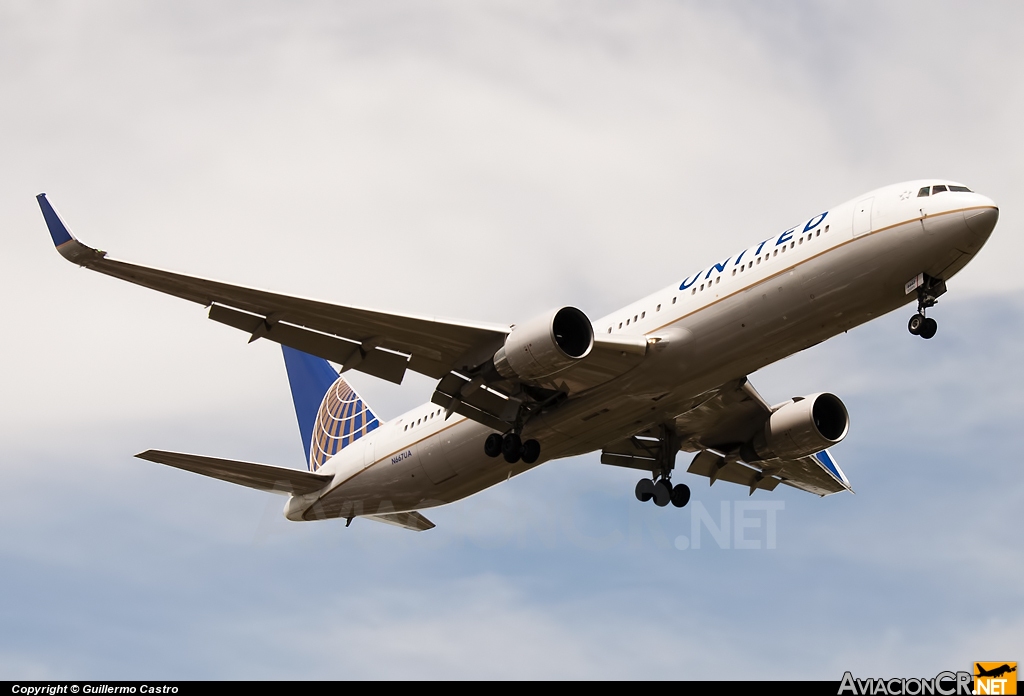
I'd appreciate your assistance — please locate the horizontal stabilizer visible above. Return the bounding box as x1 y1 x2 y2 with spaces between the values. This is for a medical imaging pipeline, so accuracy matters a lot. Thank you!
136 450 333 495
364 511 435 532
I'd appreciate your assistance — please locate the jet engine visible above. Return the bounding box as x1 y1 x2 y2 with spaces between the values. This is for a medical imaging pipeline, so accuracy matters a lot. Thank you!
493 306 594 382
743 392 849 461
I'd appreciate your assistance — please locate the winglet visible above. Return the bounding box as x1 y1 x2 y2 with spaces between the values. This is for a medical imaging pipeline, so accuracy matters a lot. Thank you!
36 193 107 265
814 449 854 493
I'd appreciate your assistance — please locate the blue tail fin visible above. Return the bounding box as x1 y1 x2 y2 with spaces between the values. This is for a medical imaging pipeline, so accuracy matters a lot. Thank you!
281 346 380 471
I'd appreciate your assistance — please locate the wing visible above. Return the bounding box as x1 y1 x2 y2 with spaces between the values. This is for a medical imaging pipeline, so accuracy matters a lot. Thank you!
600 378 853 496
137 450 333 495
39 194 651 431
38 194 509 384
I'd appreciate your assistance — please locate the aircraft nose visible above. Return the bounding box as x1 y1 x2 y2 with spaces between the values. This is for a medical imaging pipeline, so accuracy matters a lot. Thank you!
964 204 999 236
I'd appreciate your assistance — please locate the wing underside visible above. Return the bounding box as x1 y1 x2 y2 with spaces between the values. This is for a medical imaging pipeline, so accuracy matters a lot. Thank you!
600 378 852 497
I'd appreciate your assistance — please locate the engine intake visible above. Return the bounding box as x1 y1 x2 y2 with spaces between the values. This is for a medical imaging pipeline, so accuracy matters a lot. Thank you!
744 392 850 461
493 306 594 382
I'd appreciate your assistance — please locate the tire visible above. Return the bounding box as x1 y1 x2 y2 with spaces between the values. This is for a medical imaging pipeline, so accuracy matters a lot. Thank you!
671 483 691 508
908 314 924 335
635 478 655 502
484 433 503 458
521 439 541 464
502 432 522 464
652 480 671 507
920 317 937 339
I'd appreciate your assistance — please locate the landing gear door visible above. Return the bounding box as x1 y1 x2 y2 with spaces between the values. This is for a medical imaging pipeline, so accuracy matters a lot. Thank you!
853 197 874 237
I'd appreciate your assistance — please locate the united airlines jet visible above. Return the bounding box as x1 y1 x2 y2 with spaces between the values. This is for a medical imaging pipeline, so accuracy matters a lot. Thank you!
37 181 998 530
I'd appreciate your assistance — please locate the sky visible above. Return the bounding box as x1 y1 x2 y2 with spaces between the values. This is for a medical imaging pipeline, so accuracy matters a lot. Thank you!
1 0 1022 680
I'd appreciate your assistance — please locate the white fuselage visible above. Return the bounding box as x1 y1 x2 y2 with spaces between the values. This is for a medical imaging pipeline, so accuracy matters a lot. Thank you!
285 180 998 522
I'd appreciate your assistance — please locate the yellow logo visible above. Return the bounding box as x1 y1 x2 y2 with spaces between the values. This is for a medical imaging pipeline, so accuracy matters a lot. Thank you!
974 662 1016 695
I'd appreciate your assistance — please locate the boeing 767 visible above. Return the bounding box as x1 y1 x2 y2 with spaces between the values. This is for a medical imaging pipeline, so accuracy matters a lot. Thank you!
37 180 998 530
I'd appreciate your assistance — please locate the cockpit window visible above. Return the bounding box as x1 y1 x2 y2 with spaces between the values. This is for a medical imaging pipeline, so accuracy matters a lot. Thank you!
917 187 930 197
932 185 948 194
949 185 972 193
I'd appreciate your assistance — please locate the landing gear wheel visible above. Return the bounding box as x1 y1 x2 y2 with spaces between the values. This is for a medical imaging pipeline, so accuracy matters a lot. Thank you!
908 313 925 336
652 480 672 507
484 433 503 458
521 439 541 464
501 433 522 464
635 478 655 502
920 317 937 339
670 483 691 508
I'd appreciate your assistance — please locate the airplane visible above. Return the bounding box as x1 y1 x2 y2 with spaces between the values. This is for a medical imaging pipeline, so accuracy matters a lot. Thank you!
37 180 998 531
975 664 1016 679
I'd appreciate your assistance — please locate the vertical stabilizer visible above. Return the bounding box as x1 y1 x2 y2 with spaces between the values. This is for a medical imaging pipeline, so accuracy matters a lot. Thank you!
281 346 380 471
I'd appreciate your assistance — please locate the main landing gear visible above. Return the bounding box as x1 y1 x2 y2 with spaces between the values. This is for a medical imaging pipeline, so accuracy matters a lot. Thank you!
907 273 945 340
630 423 691 509
635 477 691 508
484 432 541 465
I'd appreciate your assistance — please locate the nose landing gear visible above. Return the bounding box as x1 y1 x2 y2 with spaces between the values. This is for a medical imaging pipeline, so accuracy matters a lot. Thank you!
907 273 946 340
908 313 937 339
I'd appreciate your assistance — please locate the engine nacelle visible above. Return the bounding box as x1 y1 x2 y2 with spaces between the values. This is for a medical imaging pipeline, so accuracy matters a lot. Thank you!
493 306 594 382
744 392 850 461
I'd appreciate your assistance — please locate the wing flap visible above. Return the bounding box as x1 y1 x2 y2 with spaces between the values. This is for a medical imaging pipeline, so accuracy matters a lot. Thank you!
136 450 333 495
686 450 781 493
209 304 411 384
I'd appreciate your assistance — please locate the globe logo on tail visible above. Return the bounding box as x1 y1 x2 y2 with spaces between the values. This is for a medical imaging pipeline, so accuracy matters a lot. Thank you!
309 376 379 471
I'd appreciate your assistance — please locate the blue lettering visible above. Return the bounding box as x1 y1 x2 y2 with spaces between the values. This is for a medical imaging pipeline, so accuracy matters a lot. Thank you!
803 211 828 232
704 257 731 280
754 238 771 255
733 249 747 265
776 227 796 246
679 272 700 291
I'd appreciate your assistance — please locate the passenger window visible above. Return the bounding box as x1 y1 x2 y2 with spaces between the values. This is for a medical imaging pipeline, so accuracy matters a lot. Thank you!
932 185 948 194
773 249 778 256
691 288 696 295
918 187 930 197
641 311 646 319
816 230 820 237
656 304 661 312
672 297 677 304
756 258 761 265
799 238 803 245
732 269 736 276
825 225 829 233
607 327 612 333
618 322 622 329
715 277 720 284
626 318 630 326
634 315 638 322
